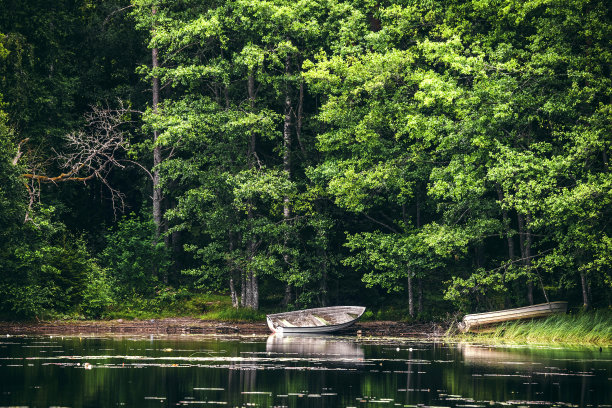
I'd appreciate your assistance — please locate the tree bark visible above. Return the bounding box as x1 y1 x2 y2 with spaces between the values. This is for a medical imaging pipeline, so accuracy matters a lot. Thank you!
151 6 163 245
518 212 533 305
525 212 533 305
228 232 239 308
407 271 414 318
417 278 423 315
581 272 590 310
497 188 514 307
229 276 239 309
282 57 293 308
250 270 259 310
320 253 328 306
244 72 258 309
296 78 306 155
415 193 422 316
240 270 246 308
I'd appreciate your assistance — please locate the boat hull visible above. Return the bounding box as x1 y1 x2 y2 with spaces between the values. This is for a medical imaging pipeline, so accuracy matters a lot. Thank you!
266 306 366 334
459 301 568 333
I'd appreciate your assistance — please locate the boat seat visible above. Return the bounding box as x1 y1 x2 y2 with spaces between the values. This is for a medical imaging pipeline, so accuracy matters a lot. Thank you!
279 319 296 327
313 315 330 326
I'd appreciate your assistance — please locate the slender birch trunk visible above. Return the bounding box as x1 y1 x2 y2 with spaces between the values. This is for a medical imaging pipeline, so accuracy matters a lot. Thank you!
149 6 166 282
282 57 293 307
244 71 258 309
151 7 163 246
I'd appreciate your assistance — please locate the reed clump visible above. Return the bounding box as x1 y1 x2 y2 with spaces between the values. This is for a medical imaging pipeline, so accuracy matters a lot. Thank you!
483 311 612 345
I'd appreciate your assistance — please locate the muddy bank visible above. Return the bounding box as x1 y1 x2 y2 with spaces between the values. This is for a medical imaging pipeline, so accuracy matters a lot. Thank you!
0 318 446 338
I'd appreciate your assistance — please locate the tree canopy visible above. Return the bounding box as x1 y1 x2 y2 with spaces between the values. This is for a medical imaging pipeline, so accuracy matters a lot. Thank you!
0 0 610 319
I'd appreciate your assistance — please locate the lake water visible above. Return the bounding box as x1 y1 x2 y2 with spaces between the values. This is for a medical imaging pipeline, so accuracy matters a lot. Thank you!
0 334 610 407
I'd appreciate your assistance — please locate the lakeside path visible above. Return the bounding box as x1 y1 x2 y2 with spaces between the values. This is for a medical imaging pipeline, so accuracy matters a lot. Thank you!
0 318 447 339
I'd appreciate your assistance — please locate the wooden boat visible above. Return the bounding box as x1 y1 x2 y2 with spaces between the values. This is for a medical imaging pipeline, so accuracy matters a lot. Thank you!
266 306 366 334
458 301 568 333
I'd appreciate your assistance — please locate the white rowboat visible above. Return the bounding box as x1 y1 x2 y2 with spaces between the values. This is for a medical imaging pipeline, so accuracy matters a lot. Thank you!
266 306 366 334
458 301 568 333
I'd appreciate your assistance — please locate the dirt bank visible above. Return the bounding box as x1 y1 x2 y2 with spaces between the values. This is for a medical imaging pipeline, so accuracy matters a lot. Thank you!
0 318 446 338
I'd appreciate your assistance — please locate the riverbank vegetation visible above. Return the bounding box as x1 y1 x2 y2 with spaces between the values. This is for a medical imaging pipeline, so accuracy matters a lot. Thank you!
454 312 612 345
0 0 610 322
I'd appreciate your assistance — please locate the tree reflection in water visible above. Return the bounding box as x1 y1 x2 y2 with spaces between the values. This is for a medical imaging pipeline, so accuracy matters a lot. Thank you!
0 335 609 407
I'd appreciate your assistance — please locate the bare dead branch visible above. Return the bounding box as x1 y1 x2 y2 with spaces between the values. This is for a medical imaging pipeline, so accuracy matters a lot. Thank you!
102 5 135 26
19 101 138 220
12 138 29 165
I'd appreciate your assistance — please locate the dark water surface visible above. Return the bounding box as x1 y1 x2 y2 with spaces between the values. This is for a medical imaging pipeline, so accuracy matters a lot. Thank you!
0 334 610 407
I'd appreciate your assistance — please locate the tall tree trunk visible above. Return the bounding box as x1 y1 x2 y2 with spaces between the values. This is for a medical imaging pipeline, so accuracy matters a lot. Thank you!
497 188 514 307
240 270 246 308
415 194 422 315
282 57 293 307
417 278 423 315
580 272 590 310
151 7 163 244
296 78 306 155
245 224 255 309
283 285 292 308
251 272 259 310
228 232 239 308
229 276 238 309
320 252 328 306
518 213 533 305
150 6 165 282
244 72 258 309
407 271 414 318
525 212 533 305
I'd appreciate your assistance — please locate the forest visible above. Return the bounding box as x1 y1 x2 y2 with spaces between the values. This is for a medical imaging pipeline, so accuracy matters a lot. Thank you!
0 0 610 321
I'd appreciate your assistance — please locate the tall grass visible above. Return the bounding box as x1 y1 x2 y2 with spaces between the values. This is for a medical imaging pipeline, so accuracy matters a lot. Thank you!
200 307 266 322
462 311 612 345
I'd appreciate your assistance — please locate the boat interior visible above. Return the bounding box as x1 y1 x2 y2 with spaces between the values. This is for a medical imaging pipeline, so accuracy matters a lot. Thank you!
268 306 365 328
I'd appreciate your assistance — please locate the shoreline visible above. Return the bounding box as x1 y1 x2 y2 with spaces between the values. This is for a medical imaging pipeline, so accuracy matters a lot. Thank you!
0 318 447 339
1 318 608 347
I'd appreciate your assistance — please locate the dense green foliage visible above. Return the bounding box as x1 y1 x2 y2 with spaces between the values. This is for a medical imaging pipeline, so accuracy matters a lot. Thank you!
0 0 610 320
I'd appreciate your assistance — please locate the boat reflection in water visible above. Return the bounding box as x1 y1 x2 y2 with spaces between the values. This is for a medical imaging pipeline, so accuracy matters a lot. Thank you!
266 333 364 362
459 343 544 371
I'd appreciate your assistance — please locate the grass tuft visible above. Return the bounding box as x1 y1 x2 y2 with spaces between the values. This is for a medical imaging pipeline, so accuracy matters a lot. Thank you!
200 307 266 322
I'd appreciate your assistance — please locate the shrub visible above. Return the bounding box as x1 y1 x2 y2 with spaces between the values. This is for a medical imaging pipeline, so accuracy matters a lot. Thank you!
100 212 170 298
